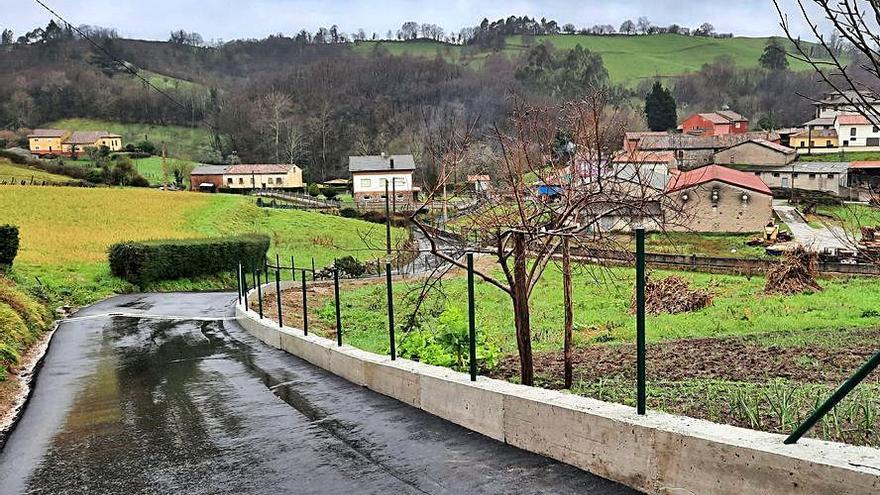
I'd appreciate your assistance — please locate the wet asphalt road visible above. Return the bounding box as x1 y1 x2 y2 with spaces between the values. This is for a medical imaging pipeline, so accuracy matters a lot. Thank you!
0 292 638 495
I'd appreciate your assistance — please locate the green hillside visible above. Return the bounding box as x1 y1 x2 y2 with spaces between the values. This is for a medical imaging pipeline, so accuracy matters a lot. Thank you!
44 118 213 159
358 34 819 84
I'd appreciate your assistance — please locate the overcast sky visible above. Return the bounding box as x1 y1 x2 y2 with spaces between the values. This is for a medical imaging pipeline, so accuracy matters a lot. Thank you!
6 0 822 42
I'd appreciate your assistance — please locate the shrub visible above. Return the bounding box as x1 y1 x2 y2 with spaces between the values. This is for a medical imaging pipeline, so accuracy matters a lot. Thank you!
108 234 270 286
361 210 386 224
130 175 150 188
307 183 321 197
136 140 157 155
339 207 360 218
323 188 339 200
0 225 19 267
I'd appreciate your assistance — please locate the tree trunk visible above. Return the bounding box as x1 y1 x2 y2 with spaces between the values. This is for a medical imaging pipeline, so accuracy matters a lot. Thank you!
512 232 534 386
562 237 573 389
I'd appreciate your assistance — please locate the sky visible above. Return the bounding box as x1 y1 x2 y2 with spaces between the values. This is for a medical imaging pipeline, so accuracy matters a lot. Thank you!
4 0 823 42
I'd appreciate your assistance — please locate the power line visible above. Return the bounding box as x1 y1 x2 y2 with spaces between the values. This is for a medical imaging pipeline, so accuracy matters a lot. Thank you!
30 0 189 113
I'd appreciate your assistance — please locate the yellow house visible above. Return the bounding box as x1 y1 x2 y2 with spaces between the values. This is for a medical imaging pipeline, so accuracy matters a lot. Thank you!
790 129 838 149
27 129 71 156
62 131 124 155
221 164 304 190
27 129 123 156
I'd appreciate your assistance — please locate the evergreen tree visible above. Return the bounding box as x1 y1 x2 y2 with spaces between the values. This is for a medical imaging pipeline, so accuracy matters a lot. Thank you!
644 81 678 131
760 39 790 70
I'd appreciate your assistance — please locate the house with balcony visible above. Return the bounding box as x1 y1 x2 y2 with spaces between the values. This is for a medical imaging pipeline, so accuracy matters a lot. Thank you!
348 154 417 206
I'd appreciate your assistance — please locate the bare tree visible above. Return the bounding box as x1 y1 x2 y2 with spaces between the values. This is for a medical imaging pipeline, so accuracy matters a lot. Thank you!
410 92 681 385
258 92 293 164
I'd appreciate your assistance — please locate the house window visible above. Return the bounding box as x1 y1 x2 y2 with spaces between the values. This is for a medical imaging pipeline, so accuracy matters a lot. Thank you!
827 174 835 179
393 177 406 186
267 178 274 185
754 172 761 176
792 173 799 178
826 140 833 147
772 172 780 177
360 178 371 188
227 178 233 185
34 146 40 150
363 195 372 201
809 174 816 179
810 140 815 147
396 194 404 199
874 126 879 133
238 178 244 185
851 127 857 137
844 140 850 147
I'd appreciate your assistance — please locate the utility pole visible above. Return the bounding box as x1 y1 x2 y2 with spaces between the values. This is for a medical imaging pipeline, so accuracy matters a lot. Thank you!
161 142 169 189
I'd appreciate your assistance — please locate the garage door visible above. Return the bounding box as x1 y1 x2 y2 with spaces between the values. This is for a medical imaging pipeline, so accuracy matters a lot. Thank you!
868 137 880 146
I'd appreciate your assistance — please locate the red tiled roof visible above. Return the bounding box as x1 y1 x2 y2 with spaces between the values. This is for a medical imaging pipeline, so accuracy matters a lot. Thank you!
835 114 871 125
665 164 772 195
850 161 880 169
225 164 294 174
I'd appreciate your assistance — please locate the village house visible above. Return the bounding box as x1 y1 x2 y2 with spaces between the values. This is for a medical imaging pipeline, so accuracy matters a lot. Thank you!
27 128 123 156
789 128 839 150
713 139 796 167
834 113 880 149
813 90 880 119
348 154 417 206
665 164 773 233
680 110 749 136
746 162 851 197
625 130 781 170
189 163 304 192
27 129 69 156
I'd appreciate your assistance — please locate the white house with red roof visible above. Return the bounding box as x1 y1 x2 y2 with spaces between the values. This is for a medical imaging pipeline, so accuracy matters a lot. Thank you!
834 113 880 148
665 165 773 233
189 163 303 192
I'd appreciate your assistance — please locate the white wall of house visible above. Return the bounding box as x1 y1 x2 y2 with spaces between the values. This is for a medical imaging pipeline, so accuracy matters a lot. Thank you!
818 102 880 119
836 123 880 148
352 172 413 193
223 170 303 189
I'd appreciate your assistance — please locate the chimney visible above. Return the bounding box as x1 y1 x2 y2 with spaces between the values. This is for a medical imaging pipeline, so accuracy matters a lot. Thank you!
389 157 395 169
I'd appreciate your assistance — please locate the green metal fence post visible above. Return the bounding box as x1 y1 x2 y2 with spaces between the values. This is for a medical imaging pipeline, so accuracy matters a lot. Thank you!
291 256 295 281
386 261 395 360
301 270 308 336
276 253 281 280
251 267 256 290
236 263 242 304
311 257 316 281
385 182 391 255
242 264 249 308
275 269 283 328
334 267 342 347
256 269 263 319
785 350 880 444
467 252 477 382
636 228 646 415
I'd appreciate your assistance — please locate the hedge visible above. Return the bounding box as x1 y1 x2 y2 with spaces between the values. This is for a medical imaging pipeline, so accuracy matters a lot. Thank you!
108 234 270 286
0 225 19 267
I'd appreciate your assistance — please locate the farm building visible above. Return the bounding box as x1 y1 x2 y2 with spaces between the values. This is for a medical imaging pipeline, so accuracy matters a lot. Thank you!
349 154 417 206
713 139 796 167
680 110 749 137
745 162 851 197
625 130 781 170
189 164 304 192
665 165 773 233
27 129 123 156
814 90 880 119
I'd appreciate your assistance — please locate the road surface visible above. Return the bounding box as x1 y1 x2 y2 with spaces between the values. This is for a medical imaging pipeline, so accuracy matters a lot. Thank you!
773 204 855 253
0 292 637 495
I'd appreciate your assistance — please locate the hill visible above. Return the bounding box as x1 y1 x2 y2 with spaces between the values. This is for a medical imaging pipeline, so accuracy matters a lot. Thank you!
44 118 213 160
0 159 74 184
358 34 819 84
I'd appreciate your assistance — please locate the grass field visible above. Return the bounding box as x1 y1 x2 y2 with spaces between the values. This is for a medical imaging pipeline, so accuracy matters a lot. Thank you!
44 118 213 160
357 34 821 84
1 187 405 305
139 69 204 92
799 151 880 162
129 156 200 185
0 159 73 184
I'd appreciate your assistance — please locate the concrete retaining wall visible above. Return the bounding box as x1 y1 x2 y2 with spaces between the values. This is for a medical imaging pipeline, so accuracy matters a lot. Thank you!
236 290 880 494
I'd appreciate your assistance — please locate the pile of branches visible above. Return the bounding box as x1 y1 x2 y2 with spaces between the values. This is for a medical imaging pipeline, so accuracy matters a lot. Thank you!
314 256 368 280
633 273 714 315
764 247 823 295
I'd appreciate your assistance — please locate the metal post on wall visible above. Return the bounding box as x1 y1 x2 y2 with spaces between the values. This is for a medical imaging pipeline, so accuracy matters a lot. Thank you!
301 269 308 336
251 267 257 290
256 269 264 319
291 256 295 281
236 263 242 304
785 350 880 444
467 252 477 382
264 258 269 282
635 227 647 415
385 182 391 255
242 264 249 308
386 261 395 360
276 253 281 280
311 257 316 281
334 267 342 347
275 268 283 328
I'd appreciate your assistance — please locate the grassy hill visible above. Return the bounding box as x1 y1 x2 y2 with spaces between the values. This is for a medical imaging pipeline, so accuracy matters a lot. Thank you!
0 187 405 305
44 118 213 160
358 34 819 84
0 159 74 184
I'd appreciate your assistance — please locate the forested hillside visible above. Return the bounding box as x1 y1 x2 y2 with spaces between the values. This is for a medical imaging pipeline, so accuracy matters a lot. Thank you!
0 17 839 181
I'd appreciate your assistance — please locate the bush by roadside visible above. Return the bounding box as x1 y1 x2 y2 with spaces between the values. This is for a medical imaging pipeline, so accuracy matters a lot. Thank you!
109 234 270 287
